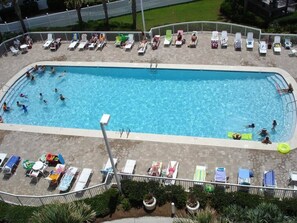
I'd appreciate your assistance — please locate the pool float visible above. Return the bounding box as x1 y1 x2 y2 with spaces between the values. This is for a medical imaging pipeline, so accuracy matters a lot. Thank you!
227 132 252 140
277 143 291 154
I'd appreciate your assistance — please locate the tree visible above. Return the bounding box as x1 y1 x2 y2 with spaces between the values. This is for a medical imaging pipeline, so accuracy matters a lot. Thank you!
102 0 109 30
64 0 87 29
1 0 27 33
131 0 137 30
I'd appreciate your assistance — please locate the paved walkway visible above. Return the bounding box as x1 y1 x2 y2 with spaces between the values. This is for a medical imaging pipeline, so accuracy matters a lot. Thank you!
0 33 296 196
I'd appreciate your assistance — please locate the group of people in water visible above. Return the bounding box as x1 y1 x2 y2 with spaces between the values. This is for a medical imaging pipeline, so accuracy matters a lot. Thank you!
232 120 277 144
2 66 67 118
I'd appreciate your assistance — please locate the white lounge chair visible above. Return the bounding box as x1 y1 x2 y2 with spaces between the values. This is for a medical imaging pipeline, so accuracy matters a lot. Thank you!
164 161 179 185
97 33 106 50
164 30 172 46
188 31 198 48
284 37 292 49
122 159 136 174
193 165 207 185
175 30 184 47
246 32 254 50
234 32 242 50
68 33 79 50
58 166 78 191
138 41 148 55
273 36 281 54
289 48 297 57
74 168 93 192
100 158 118 176
211 31 219 49
124 34 135 50
220 31 228 48
78 34 88 50
10 46 19 55
88 34 98 50
0 153 7 169
43 33 54 49
259 41 267 55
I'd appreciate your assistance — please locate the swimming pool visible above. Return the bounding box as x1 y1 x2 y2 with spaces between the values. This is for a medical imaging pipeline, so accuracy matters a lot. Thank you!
0 63 295 143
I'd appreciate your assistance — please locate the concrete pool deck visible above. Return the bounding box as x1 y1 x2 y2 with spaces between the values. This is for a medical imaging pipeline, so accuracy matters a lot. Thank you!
0 33 296 196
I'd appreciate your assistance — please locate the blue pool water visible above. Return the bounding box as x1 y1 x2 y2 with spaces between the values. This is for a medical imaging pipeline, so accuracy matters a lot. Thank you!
0 66 294 142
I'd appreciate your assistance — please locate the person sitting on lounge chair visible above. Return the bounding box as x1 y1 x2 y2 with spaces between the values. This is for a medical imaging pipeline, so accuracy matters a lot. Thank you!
138 39 147 50
191 33 197 43
152 36 160 50
174 32 182 45
167 162 178 178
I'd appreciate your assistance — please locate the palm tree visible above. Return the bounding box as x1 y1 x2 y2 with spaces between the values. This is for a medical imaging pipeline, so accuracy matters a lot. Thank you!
102 0 109 30
131 0 137 30
65 0 87 29
30 201 96 223
0 0 27 33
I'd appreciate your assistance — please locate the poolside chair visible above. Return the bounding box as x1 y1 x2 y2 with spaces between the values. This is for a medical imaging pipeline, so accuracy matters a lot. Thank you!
214 167 227 183
289 171 297 185
0 153 7 169
273 36 281 54
238 168 252 185
148 161 162 177
246 32 254 50
138 40 148 55
43 33 54 49
164 161 179 185
45 164 66 186
188 31 198 48
211 31 219 49
10 46 19 55
124 34 135 50
74 168 93 192
22 159 35 175
97 33 106 50
284 37 292 49
289 48 297 57
151 35 160 50
115 34 128 47
50 38 61 51
263 170 277 196
58 166 78 191
2 155 21 175
164 30 172 46
193 165 206 185
122 159 136 174
220 31 228 48
88 34 98 50
259 41 267 55
175 30 184 47
68 33 79 50
78 34 88 50
100 158 118 176
234 32 242 51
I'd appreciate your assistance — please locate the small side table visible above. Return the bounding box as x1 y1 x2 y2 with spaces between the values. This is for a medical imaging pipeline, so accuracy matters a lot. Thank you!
20 44 28 53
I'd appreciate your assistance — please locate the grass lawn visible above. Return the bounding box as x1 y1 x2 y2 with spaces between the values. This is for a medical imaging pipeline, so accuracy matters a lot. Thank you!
109 0 224 30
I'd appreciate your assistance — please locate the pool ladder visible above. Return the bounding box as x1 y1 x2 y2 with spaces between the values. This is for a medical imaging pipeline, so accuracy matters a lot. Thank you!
119 128 131 138
150 59 158 72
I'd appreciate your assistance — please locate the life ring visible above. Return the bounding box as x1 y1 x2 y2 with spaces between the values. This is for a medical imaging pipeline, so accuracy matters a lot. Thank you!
277 143 291 154
232 133 242 140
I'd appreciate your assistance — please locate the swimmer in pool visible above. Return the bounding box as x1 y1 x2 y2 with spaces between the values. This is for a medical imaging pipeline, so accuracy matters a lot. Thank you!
16 101 23 107
246 123 255 128
20 93 28 98
2 102 10 112
58 70 66 78
59 94 66 101
39 93 43 100
22 104 28 113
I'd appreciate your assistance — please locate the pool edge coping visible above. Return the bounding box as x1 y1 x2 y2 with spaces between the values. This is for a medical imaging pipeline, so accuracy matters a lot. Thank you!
0 61 296 152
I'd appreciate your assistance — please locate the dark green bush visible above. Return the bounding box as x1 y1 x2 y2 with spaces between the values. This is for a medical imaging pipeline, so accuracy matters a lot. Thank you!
191 186 209 209
47 0 66 12
166 185 187 209
120 198 131 211
84 188 119 217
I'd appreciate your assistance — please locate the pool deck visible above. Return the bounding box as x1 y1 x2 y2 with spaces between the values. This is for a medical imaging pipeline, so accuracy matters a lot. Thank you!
0 33 296 196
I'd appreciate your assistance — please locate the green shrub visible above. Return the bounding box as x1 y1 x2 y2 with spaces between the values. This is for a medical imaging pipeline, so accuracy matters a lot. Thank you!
84 188 119 217
121 180 149 208
120 198 131 211
191 186 209 209
0 202 37 223
47 0 66 12
167 185 187 209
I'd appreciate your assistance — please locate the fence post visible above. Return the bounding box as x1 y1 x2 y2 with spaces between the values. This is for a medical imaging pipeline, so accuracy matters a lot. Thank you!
16 196 23 206
0 194 4 202
39 197 44 206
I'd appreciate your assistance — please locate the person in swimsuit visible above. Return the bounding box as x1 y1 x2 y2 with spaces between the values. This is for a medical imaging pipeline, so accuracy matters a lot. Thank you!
22 104 28 113
259 128 269 137
246 123 255 128
272 120 277 131
2 102 10 112
20 93 28 98
262 136 272 144
167 162 178 178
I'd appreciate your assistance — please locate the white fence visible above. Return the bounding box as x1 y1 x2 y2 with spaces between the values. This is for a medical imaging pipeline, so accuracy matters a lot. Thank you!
1 172 297 207
0 0 194 33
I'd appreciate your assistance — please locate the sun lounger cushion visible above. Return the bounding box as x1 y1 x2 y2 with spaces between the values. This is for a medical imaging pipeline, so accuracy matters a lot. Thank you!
227 132 252 140
58 166 78 191
194 165 206 182
238 168 251 184
74 168 92 191
215 167 226 182
264 170 275 187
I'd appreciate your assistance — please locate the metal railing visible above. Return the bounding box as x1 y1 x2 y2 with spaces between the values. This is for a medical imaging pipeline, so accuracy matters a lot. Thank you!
0 172 296 207
0 175 110 206
118 173 297 200
1 21 297 57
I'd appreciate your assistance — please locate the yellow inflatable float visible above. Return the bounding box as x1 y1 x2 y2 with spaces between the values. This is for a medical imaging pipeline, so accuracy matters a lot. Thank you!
277 143 291 154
